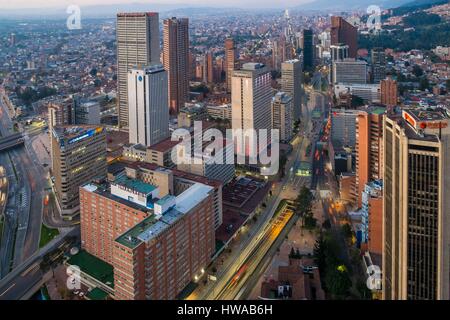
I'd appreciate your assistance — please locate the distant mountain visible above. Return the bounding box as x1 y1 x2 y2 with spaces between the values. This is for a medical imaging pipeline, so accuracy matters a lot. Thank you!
0 2 221 19
400 0 448 8
296 0 412 11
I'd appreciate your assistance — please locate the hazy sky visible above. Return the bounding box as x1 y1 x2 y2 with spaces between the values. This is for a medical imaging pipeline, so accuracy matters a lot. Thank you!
0 0 313 10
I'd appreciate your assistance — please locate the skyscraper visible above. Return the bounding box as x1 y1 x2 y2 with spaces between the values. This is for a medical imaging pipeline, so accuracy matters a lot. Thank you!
225 38 237 92
116 12 160 129
51 126 107 219
381 77 398 108
302 29 314 71
128 65 170 147
281 59 302 121
231 63 272 156
206 51 214 84
272 36 287 70
355 107 384 208
163 17 190 115
371 47 387 83
383 109 450 300
272 92 294 142
330 16 358 59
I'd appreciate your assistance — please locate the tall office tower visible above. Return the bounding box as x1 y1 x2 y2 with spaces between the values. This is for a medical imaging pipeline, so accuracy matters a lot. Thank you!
271 92 294 142
281 59 302 121
332 59 367 84
51 126 107 219
116 12 160 129
380 77 398 108
383 109 450 300
355 107 384 208
330 16 358 58
231 63 272 156
80 165 216 299
206 51 214 83
128 65 169 147
272 36 287 70
225 38 237 92
371 47 386 83
330 108 358 148
302 29 314 71
163 17 190 115
330 44 349 62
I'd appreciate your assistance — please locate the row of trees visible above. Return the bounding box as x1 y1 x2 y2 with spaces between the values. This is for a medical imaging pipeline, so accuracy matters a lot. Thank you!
314 231 352 299
294 186 317 229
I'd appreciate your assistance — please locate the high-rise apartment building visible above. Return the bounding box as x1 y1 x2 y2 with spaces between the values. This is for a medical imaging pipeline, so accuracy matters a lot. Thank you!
381 77 398 108
272 92 294 142
116 12 160 129
281 59 302 121
355 107 385 208
302 29 314 71
231 63 272 156
330 16 358 58
163 17 189 115
80 164 216 299
225 38 237 92
128 65 169 147
51 126 107 219
383 108 450 300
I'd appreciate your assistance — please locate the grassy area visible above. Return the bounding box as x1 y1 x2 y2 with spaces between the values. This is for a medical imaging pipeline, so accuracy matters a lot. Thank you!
39 224 59 248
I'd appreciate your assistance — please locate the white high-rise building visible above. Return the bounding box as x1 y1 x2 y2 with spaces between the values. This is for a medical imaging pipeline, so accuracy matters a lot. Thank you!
231 63 272 156
128 65 169 147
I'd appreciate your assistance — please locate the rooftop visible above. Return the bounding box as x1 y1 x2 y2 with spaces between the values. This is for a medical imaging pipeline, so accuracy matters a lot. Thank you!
113 174 156 195
67 250 114 288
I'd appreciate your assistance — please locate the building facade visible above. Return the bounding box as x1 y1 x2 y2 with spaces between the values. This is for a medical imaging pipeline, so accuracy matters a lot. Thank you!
272 92 294 142
383 109 450 300
128 65 169 147
116 12 160 129
163 17 190 115
51 126 107 218
281 59 302 121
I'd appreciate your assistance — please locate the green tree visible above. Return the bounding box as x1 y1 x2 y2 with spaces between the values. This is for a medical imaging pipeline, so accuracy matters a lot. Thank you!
325 267 352 299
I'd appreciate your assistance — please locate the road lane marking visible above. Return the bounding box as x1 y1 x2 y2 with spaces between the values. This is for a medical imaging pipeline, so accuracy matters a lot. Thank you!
0 283 16 297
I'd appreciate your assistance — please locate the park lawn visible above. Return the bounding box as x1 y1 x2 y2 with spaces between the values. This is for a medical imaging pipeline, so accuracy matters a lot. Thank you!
39 224 59 248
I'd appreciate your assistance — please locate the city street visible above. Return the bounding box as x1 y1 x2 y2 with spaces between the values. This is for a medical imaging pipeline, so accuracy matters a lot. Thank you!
188 89 326 300
0 90 45 276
